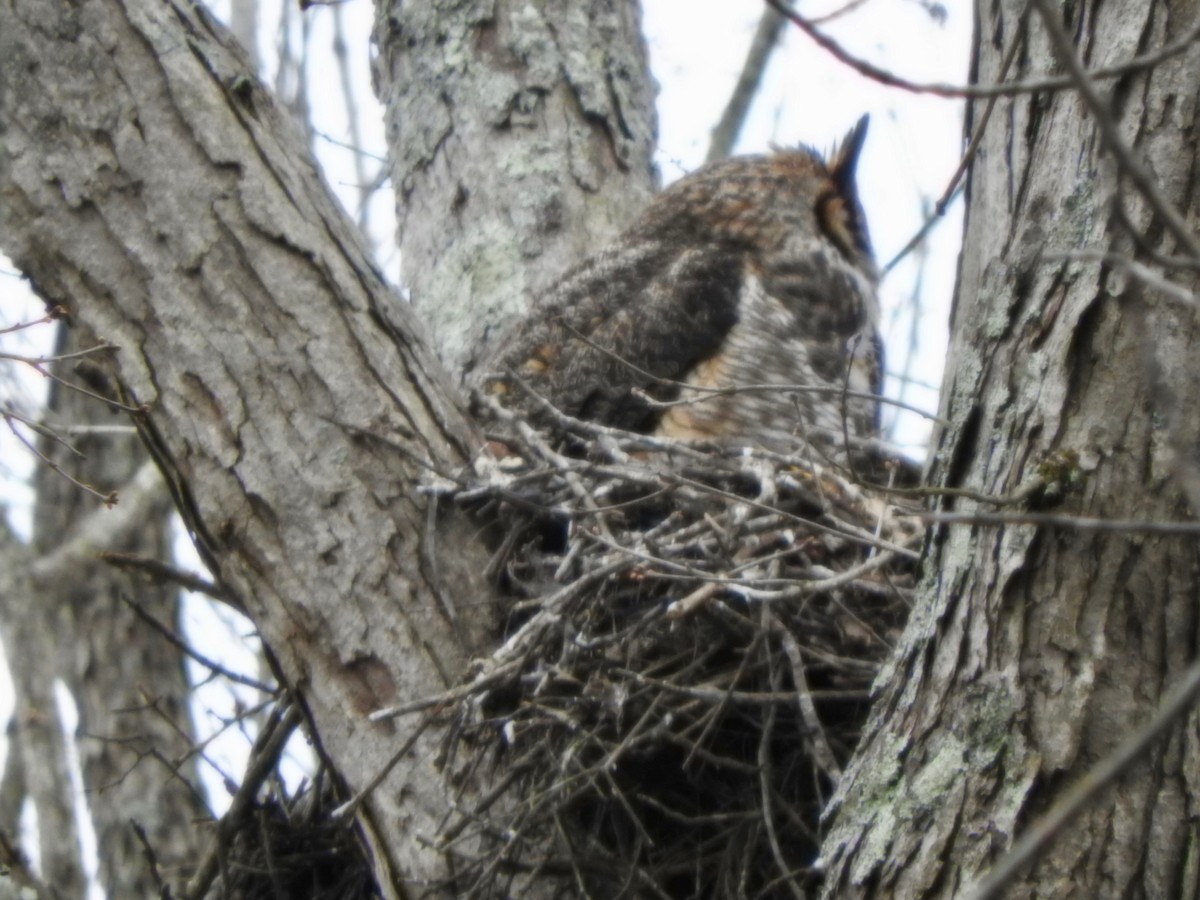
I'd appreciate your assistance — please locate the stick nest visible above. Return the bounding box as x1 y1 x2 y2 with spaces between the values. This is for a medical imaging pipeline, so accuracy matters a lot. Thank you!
427 404 923 898
216 767 375 900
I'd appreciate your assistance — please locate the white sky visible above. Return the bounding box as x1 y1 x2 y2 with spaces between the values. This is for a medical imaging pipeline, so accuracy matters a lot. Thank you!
0 0 971 875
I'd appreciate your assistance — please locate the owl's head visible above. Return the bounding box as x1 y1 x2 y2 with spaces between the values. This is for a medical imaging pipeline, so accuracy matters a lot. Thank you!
814 115 875 275
639 116 876 279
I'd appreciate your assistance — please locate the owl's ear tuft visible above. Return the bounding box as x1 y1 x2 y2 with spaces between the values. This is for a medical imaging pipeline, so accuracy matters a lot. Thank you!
829 115 869 194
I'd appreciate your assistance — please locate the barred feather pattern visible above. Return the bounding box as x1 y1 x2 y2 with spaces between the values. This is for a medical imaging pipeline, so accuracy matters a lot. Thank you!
478 116 883 460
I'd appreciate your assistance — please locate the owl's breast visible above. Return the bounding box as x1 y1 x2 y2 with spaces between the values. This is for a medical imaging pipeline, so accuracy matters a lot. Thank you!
655 261 880 456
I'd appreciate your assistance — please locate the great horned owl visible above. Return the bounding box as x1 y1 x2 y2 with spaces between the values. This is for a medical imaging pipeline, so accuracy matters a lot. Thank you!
482 117 882 460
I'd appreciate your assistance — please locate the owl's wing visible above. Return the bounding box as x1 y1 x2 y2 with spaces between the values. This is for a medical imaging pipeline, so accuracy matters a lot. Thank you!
488 244 744 433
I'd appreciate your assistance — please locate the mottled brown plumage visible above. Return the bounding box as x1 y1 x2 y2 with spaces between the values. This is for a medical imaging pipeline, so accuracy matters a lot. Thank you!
480 117 882 459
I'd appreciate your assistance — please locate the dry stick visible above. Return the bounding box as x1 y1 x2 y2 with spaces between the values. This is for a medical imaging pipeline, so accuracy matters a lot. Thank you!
119 592 275 692
839 333 867 487
765 0 1200 99
102 551 227 602
93 702 213 816
810 0 871 25
599 765 656 847
443 789 540 895
369 562 633 719
635 370 944 426
22 352 144 414
1031 0 1200 260
773 614 841 780
1054 249 1200 308
732 549 898 603
433 762 532 850
330 713 435 822
882 184 963 278
551 812 595 900
26 459 164 577
449 734 652 893
1 403 83 453
0 305 65 336
493 399 917 572
489 556 633 667
680 625 770 771
669 472 920 560
922 509 1200 535
160 697 274 795
368 664 519 722
129 821 170 898
756 624 807 900
965 657 1200 900
869 456 897 553
4 414 117 505
0 340 116 365
511 415 619 544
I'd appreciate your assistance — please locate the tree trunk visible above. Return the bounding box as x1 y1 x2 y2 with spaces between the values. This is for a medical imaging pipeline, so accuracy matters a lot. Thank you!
375 0 659 378
820 1 1200 896
0 0 500 892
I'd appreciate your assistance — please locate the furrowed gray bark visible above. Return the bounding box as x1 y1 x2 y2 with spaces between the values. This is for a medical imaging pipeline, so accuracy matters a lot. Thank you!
820 1 1200 896
375 0 659 379
0 0 499 892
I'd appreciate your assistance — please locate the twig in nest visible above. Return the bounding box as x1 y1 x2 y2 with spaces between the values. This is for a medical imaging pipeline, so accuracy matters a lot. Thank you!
439 401 920 896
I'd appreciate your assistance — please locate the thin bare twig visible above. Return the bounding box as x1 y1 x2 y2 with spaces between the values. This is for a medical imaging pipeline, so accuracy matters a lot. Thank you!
922 509 1200 535
767 0 1200 100
1049 250 1200 308
119 592 274 692
882 4 1028 276
773 614 841 779
0 305 66 336
329 714 435 821
756 623 806 900
101 552 227 601
3 408 117 505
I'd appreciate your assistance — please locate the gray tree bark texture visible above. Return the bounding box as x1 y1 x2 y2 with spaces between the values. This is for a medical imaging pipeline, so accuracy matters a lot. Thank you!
819 1 1200 897
375 0 659 380
0 0 501 894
